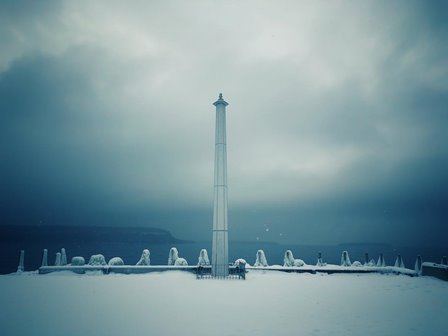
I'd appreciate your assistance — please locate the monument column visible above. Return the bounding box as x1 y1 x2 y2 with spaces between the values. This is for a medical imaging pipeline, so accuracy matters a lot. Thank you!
212 93 229 277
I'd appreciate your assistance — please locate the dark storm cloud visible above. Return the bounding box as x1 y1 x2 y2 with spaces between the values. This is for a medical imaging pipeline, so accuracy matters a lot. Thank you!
1 1 447 246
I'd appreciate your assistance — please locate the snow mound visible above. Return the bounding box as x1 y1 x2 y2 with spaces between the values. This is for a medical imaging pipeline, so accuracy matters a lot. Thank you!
197 249 210 266
88 254 106 266
136 249 151 266
254 250 268 267
71 256 85 266
168 247 179 266
174 258 188 266
352 261 362 267
109 257 124 266
294 259 306 267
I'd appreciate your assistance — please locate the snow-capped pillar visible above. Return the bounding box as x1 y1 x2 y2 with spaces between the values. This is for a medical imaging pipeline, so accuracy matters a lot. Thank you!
61 248 67 266
41 249 48 267
441 256 447 265
17 250 25 272
212 93 229 277
317 251 324 266
415 255 423 274
55 252 62 266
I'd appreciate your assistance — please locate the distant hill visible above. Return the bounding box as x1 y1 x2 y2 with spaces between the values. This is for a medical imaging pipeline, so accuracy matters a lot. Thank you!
0 225 190 274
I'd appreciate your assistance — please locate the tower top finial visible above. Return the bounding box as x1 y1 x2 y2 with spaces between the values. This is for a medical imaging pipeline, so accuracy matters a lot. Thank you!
213 93 229 107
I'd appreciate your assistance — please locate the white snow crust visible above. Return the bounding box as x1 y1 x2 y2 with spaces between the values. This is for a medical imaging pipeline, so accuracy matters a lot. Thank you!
1 271 446 336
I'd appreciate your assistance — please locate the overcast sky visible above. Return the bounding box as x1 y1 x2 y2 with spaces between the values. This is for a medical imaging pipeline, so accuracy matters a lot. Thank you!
1 1 447 246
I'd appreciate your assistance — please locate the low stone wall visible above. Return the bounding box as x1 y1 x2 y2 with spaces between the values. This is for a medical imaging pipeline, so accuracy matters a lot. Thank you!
421 262 448 281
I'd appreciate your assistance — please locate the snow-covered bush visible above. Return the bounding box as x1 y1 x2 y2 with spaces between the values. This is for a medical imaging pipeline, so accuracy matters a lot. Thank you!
71 256 85 266
88 254 106 266
254 250 268 267
283 250 295 267
234 259 247 267
197 249 210 266
367 259 376 267
340 251 351 266
174 257 188 266
108 257 124 266
61 248 67 266
54 252 62 266
136 249 151 266
394 255 405 268
41 249 48 267
352 261 362 267
168 247 179 265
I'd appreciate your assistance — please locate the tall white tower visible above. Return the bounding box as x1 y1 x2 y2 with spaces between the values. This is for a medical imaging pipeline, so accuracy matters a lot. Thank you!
212 93 229 277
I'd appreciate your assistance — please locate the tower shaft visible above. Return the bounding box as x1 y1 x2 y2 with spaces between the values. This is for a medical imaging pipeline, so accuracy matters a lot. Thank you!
212 94 229 277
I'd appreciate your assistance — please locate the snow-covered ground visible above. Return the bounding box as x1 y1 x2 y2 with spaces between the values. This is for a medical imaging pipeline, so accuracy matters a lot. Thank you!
0 271 446 336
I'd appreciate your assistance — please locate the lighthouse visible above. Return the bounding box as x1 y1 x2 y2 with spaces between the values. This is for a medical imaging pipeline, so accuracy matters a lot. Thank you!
211 93 229 277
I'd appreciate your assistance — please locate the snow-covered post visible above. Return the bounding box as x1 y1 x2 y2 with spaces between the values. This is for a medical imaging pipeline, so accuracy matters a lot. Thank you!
316 251 324 266
340 251 351 266
17 250 25 272
377 253 386 267
254 250 268 267
441 256 447 265
168 247 179 265
61 248 67 266
364 252 369 266
414 255 423 274
394 254 405 268
197 249 210 266
54 252 62 266
136 249 151 265
41 249 48 267
284 250 295 267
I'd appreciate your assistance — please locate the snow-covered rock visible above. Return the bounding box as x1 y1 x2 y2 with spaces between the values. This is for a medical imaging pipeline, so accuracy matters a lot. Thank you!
197 249 210 266
41 249 48 267
61 248 67 266
352 261 362 267
340 251 351 266
174 258 188 266
136 249 151 266
109 257 124 266
254 250 268 267
168 247 179 266
88 254 106 266
71 256 85 266
54 252 62 266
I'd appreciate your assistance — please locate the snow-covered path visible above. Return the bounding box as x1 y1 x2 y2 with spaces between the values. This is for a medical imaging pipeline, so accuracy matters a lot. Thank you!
0 271 446 336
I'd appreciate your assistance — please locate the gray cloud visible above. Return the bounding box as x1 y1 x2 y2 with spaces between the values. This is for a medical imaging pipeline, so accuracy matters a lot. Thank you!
1 1 447 246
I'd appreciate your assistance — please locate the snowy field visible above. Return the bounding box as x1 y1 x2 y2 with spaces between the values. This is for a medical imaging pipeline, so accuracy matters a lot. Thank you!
0 271 447 336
